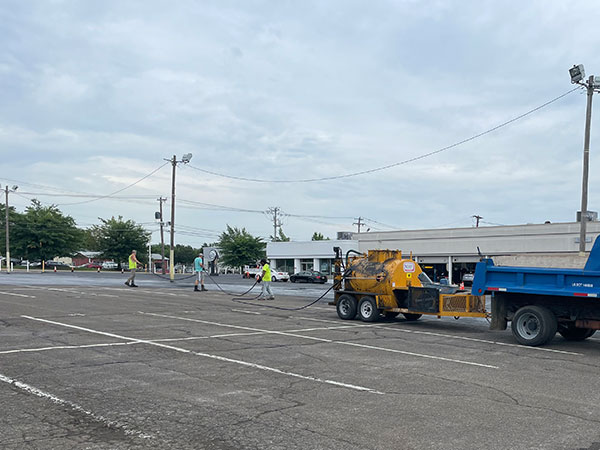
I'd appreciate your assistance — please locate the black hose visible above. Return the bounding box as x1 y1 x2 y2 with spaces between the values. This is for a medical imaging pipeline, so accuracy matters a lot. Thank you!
345 249 363 268
230 268 352 311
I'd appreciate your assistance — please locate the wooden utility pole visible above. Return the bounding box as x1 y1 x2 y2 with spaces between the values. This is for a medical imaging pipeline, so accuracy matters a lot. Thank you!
579 75 595 254
473 215 482 228
353 217 364 233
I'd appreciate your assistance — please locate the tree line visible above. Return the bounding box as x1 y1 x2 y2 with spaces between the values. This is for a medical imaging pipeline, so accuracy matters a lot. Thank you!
1 200 330 269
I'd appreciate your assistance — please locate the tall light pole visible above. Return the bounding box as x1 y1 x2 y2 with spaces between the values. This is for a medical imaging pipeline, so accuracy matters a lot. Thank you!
570 65 600 254
165 153 192 281
2 184 18 273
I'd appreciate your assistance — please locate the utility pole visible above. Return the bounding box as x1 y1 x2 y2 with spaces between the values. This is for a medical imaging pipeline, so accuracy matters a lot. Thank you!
353 217 364 233
579 76 595 254
569 65 600 254
3 185 17 273
4 186 9 273
166 153 192 281
158 197 167 274
473 215 482 228
266 207 282 241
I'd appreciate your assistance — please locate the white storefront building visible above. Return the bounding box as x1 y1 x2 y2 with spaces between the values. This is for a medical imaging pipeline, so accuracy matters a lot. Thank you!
266 221 600 284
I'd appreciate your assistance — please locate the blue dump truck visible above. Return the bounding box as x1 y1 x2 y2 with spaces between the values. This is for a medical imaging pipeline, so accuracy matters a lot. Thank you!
472 237 600 346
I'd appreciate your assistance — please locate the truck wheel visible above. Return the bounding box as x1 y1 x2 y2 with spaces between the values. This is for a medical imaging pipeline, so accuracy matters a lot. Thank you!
336 294 357 320
358 296 380 322
558 324 596 341
511 305 557 346
402 313 422 321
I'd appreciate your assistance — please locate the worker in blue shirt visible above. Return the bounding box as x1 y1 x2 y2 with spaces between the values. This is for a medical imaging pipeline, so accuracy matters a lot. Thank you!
194 253 206 292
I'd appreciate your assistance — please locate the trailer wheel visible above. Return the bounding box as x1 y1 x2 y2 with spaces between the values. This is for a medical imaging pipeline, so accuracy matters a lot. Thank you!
558 324 596 341
402 313 422 321
358 296 380 322
511 306 557 346
336 294 357 320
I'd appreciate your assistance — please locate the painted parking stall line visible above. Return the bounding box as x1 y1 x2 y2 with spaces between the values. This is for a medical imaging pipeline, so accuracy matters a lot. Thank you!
296 317 583 356
0 372 154 440
21 315 383 395
140 311 498 369
0 291 36 298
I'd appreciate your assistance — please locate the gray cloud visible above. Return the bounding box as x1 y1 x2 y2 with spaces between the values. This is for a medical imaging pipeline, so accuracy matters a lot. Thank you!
1 0 600 245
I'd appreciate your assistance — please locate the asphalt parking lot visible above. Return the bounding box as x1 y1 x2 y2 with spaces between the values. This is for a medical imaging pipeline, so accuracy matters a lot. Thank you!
1 273 599 449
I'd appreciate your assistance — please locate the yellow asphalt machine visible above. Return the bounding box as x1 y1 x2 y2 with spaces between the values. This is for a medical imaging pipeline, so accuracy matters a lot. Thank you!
331 247 487 322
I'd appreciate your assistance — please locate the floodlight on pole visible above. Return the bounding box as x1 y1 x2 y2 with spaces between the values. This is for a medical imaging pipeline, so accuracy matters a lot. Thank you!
570 64 585 84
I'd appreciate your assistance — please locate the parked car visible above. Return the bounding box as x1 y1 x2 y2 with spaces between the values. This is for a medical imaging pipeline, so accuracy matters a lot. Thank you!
79 262 103 269
271 269 289 282
462 273 475 286
45 261 72 270
290 271 328 284
102 261 118 270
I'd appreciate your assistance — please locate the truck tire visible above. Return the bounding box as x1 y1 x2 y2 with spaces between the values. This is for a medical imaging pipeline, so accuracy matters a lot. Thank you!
358 296 380 322
402 313 422 321
558 324 596 341
511 305 557 346
336 294 357 320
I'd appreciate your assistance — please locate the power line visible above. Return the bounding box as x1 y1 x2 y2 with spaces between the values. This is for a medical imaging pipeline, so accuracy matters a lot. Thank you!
185 87 581 184
56 162 169 206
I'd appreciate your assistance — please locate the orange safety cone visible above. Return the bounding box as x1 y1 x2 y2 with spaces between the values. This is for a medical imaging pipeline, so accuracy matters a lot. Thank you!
53 266 57 273
71 267 74 273
97 267 100 273
460 282 465 290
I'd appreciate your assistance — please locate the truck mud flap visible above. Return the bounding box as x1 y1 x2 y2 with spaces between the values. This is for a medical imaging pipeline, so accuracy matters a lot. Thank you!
490 294 507 330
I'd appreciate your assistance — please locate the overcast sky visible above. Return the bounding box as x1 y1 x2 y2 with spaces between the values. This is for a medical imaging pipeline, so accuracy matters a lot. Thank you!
1 0 600 246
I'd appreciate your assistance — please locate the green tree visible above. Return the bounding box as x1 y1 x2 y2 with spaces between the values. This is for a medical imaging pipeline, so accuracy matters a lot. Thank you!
151 244 200 265
12 200 83 261
91 216 151 268
270 228 290 242
0 203 21 257
218 225 265 269
311 232 329 241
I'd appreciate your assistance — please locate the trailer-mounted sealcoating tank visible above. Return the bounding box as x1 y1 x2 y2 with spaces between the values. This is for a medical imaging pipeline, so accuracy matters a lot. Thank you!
331 247 487 322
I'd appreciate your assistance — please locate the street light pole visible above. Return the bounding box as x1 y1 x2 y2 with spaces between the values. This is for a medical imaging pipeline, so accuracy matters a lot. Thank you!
5 186 9 273
579 76 595 254
170 155 176 281
3 185 17 273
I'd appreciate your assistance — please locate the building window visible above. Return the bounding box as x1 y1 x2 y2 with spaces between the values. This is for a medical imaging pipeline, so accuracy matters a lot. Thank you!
320 259 332 274
300 259 313 271
276 259 294 274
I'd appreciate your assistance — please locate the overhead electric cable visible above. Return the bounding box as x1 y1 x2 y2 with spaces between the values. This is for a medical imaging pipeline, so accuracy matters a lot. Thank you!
186 87 581 183
56 162 169 206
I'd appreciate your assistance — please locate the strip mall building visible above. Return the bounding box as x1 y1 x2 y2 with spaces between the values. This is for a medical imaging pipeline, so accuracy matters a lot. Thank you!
266 222 600 284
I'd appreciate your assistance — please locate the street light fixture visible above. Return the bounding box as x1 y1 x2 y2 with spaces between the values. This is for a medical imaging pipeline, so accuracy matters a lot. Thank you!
570 64 600 253
164 153 193 280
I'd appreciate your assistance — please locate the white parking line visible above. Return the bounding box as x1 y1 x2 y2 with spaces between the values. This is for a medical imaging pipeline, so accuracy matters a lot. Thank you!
231 309 261 315
21 315 383 395
0 372 153 439
296 317 583 356
0 291 36 298
0 342 134 354
140 311 498 369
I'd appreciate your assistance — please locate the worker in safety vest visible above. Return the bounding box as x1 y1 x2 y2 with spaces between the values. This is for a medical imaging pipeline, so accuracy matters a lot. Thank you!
258 258 274 300
125 250 141 287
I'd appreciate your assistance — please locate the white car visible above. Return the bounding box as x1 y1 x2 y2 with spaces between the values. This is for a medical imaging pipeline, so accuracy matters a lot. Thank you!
102 261 118 270
271 269 289 282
